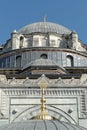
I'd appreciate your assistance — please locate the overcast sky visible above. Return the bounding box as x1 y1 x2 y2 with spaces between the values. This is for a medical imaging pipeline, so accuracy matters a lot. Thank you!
0 0 87 44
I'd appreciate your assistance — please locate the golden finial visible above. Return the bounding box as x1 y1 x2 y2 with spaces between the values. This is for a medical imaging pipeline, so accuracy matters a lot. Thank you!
43 16 47 22
34 81 53 120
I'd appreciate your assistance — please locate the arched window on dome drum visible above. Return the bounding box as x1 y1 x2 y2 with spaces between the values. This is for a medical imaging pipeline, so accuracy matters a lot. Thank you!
40 54 48 59
57 39 61 47
33 38 39 46
16 56 21 68
42 38 47 46
66 55 74 67
20 36 24 48
50 40 56 47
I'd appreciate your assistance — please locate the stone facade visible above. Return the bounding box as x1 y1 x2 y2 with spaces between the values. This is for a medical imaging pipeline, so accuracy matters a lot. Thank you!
0 74 87 127
0 21 87 128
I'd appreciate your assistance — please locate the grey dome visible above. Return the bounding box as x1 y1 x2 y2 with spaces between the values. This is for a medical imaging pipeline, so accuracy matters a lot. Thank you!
18 22 71 34
0 120 87 130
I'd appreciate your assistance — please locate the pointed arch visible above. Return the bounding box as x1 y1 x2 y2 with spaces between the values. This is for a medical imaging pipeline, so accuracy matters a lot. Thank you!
11 105 76 124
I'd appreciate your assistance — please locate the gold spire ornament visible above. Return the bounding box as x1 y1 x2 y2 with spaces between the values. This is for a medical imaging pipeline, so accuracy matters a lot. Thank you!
43 16 46 22
34 82 53 120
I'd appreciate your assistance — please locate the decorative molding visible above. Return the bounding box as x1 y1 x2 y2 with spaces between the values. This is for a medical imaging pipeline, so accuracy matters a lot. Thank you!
3 88 84 96
0 74 87 87
2 87 87 118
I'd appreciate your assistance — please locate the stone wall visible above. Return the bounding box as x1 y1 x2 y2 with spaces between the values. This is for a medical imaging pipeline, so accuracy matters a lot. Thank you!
0 74 87 128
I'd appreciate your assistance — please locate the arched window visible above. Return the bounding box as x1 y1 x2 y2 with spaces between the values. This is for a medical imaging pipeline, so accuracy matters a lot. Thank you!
33 37 39 46
16 56 21 68
20 36 24 48
57 39 61 47
42 38 46 46
40 54 48 59
66 55 74 67
50 40 56 47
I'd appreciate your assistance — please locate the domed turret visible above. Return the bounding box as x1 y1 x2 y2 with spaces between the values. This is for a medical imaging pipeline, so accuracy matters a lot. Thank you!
71 31 78 43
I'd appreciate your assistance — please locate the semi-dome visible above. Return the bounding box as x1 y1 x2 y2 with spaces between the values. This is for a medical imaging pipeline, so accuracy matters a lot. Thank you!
18 22 71 34
22 59 66 74
0 120 87 130
23 59 60 69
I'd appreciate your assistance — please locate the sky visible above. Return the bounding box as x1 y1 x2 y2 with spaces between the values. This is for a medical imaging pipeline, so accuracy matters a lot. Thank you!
0 0 87 45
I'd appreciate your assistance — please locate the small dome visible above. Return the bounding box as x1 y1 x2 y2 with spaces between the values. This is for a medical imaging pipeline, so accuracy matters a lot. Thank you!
18 22 71 34
23 59 58 68
0 120 87 130
22 59 65 71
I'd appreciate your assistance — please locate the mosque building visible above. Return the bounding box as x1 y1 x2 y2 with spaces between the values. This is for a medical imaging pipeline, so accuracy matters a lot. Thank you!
0 18 87 129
